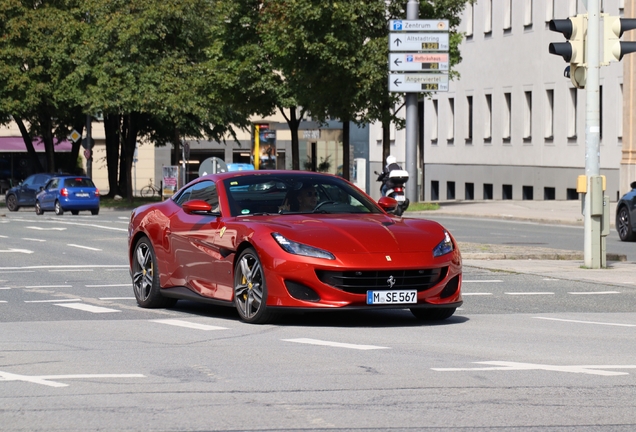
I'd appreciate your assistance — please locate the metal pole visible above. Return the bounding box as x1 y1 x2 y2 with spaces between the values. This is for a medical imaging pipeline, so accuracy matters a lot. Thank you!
584 0 602 268
405 0 418 204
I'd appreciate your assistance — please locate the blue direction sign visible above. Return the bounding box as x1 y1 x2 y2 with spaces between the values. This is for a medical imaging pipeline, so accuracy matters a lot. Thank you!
389 73 449 92
389 33 450 52
389 20 449 32
389 53 449 71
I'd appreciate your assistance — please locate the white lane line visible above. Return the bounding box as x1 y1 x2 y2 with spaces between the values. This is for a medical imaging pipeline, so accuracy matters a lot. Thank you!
0 371 145 388
432 361 636 376
568 291 621 295
0 235 7 238
14 219 126 232
86 284 129 288
543 278 559 281
55 303 120 313
0 271 35 274
283 338 390 350
25 299 81 303
21 238 46 242
0 248 33 254
67 244 102 251
25 285 73 289
462 293 493 296
534 317 636 327
99 297 135 300
152 319 228 331
0 265 127 270
463 280 503 283
49 269 93 272
0 301 7 303
26 226 66 231
0 287 11 290
506 292 555 295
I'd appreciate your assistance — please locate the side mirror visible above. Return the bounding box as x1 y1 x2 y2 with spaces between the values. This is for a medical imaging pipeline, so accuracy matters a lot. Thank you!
182 199 220 216
378 196 398 212
39 186 44 191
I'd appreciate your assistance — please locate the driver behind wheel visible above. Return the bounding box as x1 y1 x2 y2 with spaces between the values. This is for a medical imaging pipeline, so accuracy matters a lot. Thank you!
280 184 318 212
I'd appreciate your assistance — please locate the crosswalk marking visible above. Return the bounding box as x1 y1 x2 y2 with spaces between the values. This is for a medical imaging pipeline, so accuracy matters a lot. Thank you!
283 338 389 350
55 303 120 313
152 319 228 331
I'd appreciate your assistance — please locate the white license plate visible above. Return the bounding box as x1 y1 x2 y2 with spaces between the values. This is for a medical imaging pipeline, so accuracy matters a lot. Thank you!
395 195 406 202
76 193 89 197
366 290 417 304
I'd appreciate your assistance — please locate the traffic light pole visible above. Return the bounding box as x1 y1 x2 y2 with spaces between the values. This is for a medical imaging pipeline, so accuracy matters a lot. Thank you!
405 0 418 204
583 0 603 268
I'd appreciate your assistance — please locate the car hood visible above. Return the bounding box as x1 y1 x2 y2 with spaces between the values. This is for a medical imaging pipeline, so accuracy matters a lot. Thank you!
243 214 448 254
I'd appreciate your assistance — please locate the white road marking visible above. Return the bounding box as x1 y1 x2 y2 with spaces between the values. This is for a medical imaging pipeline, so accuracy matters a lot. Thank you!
462 293 492 296
0 287 11 290
432 361 636 376
283 338 390 350
463 280 503 283
25 285 73 289
86 284 130 288
0 370 145 388
0 265 126 270
543 278 559 281
21 238 46 242
534 317 636 327
0 301 6 303
55 303 120 313
67 244 102 251
49 269 93 272
99 297 135 300
13 219 126 232
568 291 620 295
152 319 228 331
0 248 34 254
0 271 35 274
0 235 7 238
505 292 554 295
25 299 81 303
25 226 66 231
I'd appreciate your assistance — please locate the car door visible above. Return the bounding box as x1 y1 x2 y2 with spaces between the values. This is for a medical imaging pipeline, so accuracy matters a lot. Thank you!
39 178 59 210
167 180 224 298
16 175 36 205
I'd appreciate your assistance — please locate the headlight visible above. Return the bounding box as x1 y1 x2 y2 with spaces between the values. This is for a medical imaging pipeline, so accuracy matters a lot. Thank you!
433 230 454 257
272 233 335 260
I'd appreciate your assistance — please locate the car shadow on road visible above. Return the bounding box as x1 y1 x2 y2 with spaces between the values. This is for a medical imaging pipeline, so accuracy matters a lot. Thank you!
168 301 469 328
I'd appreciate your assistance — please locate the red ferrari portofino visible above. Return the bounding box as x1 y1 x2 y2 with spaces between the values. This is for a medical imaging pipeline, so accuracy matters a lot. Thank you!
128 171 462 324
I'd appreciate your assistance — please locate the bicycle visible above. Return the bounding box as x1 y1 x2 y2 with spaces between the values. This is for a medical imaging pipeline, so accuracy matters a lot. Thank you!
140 178 160 198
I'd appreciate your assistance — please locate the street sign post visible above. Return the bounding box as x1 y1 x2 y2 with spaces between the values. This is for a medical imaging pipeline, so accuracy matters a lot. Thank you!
389 53 449 71
389 33 450 51
389 73 449 92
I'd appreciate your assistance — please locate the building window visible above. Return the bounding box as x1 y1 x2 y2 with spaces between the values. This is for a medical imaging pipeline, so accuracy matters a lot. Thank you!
503 92 512 142
466 95 473 143
465 183 474 200
568 88 577 139
524 91 532 141
567 188 579 200
431 181 439 201
522 186 534 200
545 89 554 140
545 0 554 22
524 0 533 27
544 187 556 200
484 0 493 34
466 3 474 37
485 94 492 142
447 98 455 143
431 100 439 144
483 184 493 200
447 181 456 200
503 184 513 200
504 0 512 31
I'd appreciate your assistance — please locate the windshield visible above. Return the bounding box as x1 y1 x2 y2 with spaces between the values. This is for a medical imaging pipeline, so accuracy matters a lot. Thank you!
223 174 381 217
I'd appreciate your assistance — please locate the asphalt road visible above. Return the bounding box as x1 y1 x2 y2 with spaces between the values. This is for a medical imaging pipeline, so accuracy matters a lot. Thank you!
1 211 636 431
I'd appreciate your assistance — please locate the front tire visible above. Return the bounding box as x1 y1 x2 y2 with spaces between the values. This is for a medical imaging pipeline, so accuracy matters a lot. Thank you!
54 200 64 216
6 194 19 212
35 201 43 215
132 237 177 308
234 248 274 324
616 206 636 241
410 307 456 321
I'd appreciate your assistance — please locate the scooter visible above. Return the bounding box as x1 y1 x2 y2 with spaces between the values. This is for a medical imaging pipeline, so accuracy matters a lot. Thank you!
376 169 410 216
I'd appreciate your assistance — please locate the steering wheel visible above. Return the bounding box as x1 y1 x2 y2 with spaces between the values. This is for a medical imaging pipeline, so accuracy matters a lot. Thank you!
313 201 336 212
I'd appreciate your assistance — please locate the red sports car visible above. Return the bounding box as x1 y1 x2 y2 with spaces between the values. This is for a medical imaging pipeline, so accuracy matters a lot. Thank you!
128 171 462 324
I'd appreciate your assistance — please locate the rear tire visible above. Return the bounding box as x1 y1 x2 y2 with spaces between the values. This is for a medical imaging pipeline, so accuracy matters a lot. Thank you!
91 208 99 215
616 206 636 241
410 307 456 321
6 194 19 212
132 237 177 308
71 210 79 215
54 200 64 216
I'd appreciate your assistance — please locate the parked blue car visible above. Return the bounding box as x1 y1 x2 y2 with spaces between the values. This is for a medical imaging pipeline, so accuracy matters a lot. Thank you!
5 173 55 211
35 175 100 216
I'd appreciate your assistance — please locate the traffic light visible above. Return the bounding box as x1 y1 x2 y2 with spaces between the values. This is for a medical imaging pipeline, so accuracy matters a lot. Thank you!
548 14 587 89
603 15 636 63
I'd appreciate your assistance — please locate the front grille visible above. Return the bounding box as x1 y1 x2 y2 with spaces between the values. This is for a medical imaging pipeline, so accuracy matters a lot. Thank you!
316 267 447 294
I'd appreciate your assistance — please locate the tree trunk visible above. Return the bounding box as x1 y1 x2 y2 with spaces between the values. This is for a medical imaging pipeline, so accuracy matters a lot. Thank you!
104 114 121 197
38 109 55 172
14 117 44 173
123 114 138 203
342 117 350 181
118 115 129 196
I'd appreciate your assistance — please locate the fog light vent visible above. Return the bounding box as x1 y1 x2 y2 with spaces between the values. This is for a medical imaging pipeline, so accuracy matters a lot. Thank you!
440 275 460 299
285 281 320 302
